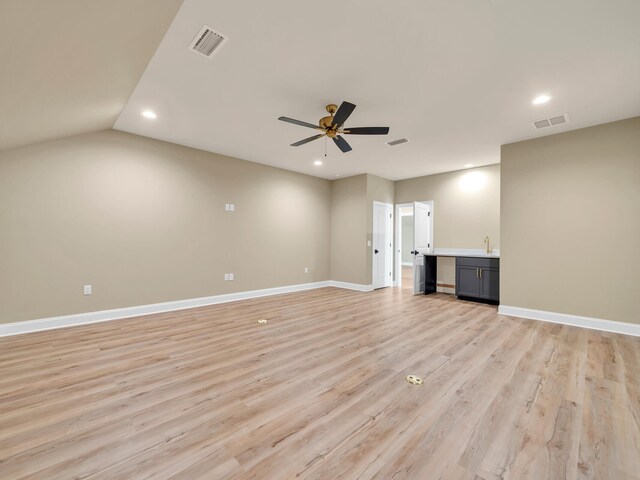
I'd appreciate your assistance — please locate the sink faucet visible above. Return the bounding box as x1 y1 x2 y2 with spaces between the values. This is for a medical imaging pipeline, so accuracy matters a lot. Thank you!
484 236 492 254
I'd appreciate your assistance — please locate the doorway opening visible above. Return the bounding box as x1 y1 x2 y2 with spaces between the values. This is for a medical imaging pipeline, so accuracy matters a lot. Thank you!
395 201 434 293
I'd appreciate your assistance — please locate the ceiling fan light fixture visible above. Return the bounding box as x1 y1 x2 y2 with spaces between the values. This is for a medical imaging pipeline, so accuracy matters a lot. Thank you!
278 101 390 153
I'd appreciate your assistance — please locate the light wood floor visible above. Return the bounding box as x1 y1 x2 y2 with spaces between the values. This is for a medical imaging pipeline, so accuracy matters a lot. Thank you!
1 287 639 479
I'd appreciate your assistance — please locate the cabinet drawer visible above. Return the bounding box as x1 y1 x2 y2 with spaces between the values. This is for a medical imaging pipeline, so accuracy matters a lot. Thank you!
456 257 500 269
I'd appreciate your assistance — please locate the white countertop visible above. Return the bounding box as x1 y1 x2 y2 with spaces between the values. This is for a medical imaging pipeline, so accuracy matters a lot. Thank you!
425 248 500 258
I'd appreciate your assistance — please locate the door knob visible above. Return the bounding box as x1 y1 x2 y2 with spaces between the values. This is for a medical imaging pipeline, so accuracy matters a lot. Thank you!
410 250 419 255
374 249 379 254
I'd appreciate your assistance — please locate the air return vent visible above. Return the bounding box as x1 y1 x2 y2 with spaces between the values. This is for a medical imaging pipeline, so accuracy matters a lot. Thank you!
386 138 409 146
189 25 227 58
532 113 569 129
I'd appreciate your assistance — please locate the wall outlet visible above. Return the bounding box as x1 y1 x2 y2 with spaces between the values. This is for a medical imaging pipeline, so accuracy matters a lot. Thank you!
83 285 92 295
229 273 234 281
304 267 309 273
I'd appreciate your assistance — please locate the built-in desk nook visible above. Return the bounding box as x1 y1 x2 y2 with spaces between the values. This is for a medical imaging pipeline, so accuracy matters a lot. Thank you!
424 252 500 304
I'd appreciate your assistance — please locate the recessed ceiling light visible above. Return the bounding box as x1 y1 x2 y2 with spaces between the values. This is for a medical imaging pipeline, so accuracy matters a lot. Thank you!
532 95 551 105
335 174 340 177
142 110 157 119
465 163 474 168
313 160 323 166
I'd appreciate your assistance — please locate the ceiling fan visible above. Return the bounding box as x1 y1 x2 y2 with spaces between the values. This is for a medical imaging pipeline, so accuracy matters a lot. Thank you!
278 101 389 153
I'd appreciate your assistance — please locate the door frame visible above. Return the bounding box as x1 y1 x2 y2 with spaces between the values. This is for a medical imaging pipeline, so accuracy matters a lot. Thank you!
372 201 394 289
395 200 434 288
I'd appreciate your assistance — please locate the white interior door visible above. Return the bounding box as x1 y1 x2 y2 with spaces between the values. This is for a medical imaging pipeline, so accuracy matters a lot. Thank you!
372 202 393 289
412 201 432 294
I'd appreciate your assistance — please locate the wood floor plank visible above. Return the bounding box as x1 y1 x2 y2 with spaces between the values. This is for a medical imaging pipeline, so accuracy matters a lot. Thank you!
1 286 639 479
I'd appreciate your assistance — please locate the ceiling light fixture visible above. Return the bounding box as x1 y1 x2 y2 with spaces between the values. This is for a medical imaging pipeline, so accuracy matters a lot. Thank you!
314 160 323 166
532 95 551 105
142 110 157 119
465 163 474 168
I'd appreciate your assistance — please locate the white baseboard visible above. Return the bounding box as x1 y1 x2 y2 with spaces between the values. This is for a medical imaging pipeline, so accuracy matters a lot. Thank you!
0 280 373 337
498 305 640 337
329 281 374 292
437 286 456 295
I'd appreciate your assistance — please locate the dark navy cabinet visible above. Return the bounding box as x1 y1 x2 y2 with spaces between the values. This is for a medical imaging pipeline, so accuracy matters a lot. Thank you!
455 257 500 304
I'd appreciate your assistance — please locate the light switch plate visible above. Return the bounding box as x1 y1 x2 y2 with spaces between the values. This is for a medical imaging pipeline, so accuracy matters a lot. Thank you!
229 273 234 280
304 267 309 273
83 285 92 295
229 204 235 212
224 273 229 281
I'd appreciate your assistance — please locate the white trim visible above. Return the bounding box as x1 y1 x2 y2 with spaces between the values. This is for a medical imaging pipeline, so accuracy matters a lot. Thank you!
401 262 413 267
437 286 456 295
395 200 433 289
372 201 394 289
498 305 640 337
395 203 410 288
0 281 374 337
330 281 374 292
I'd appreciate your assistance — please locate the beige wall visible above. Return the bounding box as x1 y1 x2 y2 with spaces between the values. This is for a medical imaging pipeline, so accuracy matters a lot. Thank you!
501 116 640 324
329 174 395 286
395 164 500 250
366 174 395 283
0 130 331 323
395 164 500 290
330 175 368 285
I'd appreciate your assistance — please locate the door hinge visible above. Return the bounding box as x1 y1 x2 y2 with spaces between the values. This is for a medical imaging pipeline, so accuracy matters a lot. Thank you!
428 212 431 216
389 214 392 219
389 272 392 276
428 243 430 248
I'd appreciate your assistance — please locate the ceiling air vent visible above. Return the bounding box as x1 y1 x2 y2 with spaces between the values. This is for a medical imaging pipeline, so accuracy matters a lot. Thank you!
189 25 228 58
386 138 409 146
532 113 569 130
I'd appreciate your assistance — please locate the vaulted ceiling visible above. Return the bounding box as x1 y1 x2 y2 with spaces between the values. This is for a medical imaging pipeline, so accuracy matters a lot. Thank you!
0 0 184 151
2 0 640 180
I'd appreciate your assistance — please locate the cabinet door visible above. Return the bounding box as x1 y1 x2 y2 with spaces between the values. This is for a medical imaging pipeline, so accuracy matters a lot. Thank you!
479 268 500 301
456 266 480 297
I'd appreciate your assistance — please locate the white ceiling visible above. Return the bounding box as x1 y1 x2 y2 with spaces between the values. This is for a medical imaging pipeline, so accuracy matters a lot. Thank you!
0 0 184 152
115 0 640 180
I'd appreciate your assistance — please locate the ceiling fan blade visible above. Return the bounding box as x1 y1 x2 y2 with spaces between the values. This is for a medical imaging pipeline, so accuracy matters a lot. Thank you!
278 116 321 130
343 127 390 135
331 101 356 127
333 135 352 153
290 133 325 147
